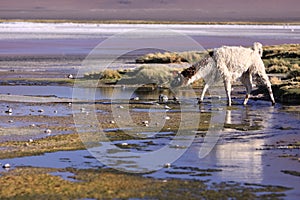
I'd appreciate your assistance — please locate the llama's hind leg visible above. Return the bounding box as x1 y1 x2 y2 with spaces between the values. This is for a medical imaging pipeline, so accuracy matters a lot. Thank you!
224 79 232 106
241 72 252 105
198 83 209 104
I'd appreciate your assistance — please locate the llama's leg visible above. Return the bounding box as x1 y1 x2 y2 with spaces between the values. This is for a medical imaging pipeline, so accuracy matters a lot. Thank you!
241 72 252 105
224 79 232 106
260 73 275 105
198 83 210 104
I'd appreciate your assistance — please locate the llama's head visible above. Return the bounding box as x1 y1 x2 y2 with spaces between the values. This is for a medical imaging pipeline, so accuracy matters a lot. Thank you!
253 42 263 57
170 71 185 88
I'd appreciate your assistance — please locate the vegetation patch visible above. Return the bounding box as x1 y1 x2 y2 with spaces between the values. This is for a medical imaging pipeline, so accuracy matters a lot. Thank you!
118 65 178 86
0 167 291 200
136 51 209 64
83 69 122 81
281 170 300 177
0 133 85 159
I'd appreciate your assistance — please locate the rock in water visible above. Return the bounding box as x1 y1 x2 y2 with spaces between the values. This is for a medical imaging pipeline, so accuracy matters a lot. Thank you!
159 94 168 103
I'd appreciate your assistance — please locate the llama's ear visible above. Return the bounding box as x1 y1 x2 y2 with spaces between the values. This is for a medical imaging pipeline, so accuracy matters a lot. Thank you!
253 42 263 57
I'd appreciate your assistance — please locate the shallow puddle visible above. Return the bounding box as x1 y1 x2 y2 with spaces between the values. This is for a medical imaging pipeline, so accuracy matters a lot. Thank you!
49 171 80 182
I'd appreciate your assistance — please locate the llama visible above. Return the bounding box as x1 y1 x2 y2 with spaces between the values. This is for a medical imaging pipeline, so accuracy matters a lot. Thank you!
171 42 275 106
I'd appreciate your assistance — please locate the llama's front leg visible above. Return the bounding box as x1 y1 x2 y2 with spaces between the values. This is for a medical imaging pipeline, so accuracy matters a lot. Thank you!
224 79 232 106
260 73 276 105
198 83 210 104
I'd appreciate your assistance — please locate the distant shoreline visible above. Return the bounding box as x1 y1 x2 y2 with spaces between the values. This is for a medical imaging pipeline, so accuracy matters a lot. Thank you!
1 19 300 25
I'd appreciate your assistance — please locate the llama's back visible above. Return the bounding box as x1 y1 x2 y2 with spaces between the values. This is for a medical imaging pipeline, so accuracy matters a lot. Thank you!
213 46 259 80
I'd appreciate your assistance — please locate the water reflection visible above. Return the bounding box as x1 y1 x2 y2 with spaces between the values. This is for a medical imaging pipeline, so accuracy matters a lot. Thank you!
211 140 264 182
201 103 276 183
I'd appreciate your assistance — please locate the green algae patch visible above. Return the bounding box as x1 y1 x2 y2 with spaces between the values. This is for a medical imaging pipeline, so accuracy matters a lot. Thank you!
0 134 85 159
0 167 291 200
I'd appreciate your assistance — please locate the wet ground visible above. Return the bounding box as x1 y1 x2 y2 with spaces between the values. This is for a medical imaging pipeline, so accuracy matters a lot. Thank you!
0 85 299 199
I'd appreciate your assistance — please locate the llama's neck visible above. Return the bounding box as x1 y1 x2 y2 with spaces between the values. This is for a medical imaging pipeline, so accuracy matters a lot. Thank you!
181 55 215 85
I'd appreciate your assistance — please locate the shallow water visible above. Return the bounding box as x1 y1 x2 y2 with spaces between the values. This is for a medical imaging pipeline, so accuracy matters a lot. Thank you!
1 99 299 199
0 85 179 100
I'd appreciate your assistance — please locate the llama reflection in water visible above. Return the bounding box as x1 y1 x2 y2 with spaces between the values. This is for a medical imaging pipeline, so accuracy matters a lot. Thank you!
200 105 275 183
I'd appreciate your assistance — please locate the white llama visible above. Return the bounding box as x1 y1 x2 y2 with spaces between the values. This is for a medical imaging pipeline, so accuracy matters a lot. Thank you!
171 42 275 106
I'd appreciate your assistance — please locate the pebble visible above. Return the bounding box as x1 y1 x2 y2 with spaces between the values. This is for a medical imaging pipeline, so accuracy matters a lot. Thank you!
164 163 171 168
118 105 124 109
159 94 168 103
121 142 128 146
3 163 10 169
165 116 170 120
5 108 13 114
68 103 72 106
164 105 171 109
45 129 52 134
67 74 74 79
30 124 36 127
28 139 34 143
